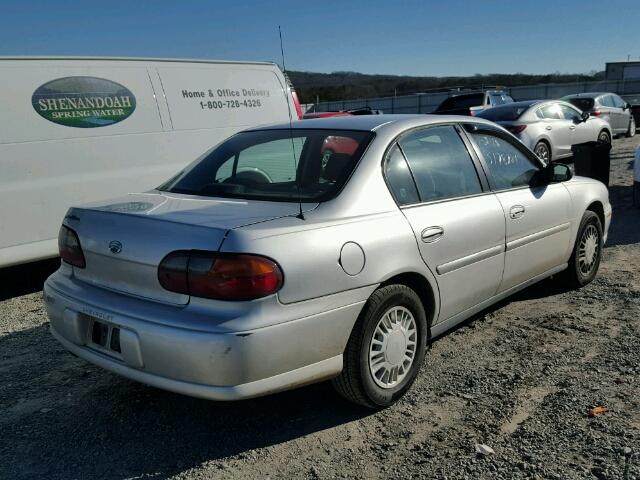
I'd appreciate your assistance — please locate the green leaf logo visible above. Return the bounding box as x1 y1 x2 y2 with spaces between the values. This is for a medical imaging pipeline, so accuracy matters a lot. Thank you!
32 76 136 128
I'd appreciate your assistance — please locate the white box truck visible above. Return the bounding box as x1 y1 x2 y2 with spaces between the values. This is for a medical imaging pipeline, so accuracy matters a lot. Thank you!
0 57 303 267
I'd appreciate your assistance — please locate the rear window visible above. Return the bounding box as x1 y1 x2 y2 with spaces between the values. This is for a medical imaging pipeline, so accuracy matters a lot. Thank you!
438 94 484 110
565 97 595 111
477 105 530 121
158 129 373 202
488 93 514 106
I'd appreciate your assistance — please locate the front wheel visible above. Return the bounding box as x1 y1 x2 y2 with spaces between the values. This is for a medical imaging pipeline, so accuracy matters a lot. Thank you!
626 116 636 138
558 211 603 288
597 130 611 145
332 284 428 408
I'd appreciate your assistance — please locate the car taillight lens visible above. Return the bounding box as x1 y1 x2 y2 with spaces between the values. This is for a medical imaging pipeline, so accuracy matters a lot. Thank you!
158 251 284 301
290 89 303 120
58 225 85 268
591 110 601 116
507 124 527 134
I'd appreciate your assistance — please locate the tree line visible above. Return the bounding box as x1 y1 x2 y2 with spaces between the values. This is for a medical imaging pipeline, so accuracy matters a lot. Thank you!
288 70 605 104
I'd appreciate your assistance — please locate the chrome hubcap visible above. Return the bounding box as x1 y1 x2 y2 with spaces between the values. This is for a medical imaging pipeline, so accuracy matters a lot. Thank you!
578 224 599 276
535 143 549 161
368 306 417 389
599 132 610 143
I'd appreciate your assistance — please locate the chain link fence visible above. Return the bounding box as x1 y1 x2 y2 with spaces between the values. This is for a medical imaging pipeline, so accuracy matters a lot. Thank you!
303 79 640 114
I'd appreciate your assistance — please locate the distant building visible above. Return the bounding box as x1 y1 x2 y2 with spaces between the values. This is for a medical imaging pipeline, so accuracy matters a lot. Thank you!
606 61 640 81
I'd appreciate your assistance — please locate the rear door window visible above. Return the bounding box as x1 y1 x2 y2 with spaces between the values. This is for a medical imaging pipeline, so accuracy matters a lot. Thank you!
611 95 626 108
384 144 420 206
600 95 616 108
398 125 482 202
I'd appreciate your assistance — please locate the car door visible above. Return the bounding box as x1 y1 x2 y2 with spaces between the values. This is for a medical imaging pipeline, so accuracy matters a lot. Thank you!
537 103 573 158
559 103 591 144
463 125 573 293
384 124 506 323
598 95 619 132
611 94 630 133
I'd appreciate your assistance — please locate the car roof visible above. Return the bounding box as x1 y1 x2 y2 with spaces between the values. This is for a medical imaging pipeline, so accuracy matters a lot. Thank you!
563 92 609 99
247 114 498 133
486 99 543 109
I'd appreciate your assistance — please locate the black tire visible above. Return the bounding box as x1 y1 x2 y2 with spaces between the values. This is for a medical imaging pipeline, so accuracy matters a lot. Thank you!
597 129 611 145
558 211 603 288
626 116 636 138
332 284 428 408
534 140 552 162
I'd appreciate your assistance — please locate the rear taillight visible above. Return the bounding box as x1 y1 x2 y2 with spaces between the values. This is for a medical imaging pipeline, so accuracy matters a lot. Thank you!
507 124 527 134
158 251 283 301
58 225 85 268
590 110 601 116
290 89 303 120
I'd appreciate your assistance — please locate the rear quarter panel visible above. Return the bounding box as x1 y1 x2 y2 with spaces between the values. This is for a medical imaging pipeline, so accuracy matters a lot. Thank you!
220 209 437 306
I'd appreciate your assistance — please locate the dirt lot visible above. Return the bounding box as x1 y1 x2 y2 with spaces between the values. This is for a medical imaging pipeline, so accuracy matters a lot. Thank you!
1 136 639 480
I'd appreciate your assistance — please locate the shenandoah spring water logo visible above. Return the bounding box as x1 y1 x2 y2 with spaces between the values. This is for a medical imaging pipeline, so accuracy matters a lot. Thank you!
32 76 136 128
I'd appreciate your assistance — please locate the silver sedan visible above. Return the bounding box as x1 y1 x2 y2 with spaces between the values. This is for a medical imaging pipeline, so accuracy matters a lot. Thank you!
477 100 612 162
45 115 611 408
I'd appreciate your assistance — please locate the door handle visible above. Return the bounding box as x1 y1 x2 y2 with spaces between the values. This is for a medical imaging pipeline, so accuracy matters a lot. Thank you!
421 226 444 243
569 125 576 130
509 205 525 219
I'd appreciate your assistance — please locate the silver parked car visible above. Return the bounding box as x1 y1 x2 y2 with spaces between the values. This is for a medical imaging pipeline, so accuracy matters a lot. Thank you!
44 115 611 408
562 92 636 138
477 100 612 162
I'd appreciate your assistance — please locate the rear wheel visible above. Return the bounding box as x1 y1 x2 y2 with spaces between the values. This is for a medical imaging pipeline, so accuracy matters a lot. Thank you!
597 129 611 145
534 141 551 162
558 211 603 288
626 116 636 138
332 284 428 408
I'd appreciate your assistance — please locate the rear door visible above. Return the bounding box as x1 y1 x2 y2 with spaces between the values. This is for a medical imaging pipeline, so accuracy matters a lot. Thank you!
537 103 573 158
385 125 506 323
464 125 572 293
598 95 619 132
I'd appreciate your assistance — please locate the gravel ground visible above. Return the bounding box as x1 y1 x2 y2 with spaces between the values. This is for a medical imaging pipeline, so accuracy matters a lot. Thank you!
1 136 639 480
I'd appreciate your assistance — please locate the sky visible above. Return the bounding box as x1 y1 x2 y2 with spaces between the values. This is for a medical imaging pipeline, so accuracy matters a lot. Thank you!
1 0 639 77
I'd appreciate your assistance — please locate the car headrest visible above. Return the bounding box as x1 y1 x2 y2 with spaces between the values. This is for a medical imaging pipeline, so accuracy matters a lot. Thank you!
322 153 352 182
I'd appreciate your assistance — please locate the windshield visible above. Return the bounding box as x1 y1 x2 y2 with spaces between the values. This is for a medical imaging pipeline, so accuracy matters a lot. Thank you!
477 104 530 121
158 129 373 202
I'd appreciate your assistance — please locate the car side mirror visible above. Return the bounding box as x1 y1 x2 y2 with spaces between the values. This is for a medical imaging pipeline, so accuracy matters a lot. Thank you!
581 111 590 122
551 163 572 182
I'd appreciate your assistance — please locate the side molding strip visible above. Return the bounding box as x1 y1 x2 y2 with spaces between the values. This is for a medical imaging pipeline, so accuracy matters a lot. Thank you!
436 244 504 275
506 222 571 251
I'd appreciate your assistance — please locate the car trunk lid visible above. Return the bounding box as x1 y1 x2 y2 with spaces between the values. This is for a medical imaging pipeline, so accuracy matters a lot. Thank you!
68 192 315 305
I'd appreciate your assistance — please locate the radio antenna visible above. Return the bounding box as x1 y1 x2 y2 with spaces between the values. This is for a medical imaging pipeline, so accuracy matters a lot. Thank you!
279 25 304 220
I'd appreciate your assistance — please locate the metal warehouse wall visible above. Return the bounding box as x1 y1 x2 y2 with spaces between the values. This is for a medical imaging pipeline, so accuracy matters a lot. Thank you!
303 78 640 113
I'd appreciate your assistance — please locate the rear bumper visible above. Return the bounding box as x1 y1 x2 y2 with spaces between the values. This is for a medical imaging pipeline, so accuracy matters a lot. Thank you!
44 273 370 400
